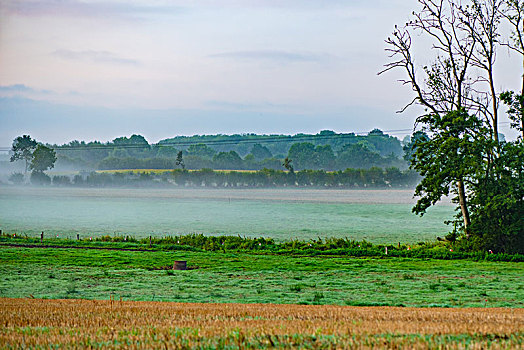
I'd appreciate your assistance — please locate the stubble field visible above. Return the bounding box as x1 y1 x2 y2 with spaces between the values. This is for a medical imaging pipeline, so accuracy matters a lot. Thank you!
1 298 523 349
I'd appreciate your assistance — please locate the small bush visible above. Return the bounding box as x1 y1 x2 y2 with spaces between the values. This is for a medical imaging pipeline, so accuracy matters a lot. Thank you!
312 292 324 303
290 285 302 292
9 173 25 185
429 283 439 291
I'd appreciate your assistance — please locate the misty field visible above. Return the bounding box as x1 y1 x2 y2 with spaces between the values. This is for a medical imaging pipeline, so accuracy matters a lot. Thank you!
0 187 452 243
1 298 522 348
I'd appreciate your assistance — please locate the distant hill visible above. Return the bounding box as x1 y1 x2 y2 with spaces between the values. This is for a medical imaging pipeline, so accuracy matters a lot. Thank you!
3 130 407 172
158 129 403 158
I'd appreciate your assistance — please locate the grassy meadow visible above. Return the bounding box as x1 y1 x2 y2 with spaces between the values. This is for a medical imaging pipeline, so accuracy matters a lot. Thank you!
0 245 522 308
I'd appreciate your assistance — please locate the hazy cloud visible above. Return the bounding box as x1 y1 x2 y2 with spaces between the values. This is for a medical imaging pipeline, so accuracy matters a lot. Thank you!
208 50 327 63
1 0 184 20
52 49 140 66
0 84 51 95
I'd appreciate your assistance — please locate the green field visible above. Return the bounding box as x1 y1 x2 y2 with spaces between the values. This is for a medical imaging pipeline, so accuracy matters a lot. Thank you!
0 245 522 308
0 187 452 243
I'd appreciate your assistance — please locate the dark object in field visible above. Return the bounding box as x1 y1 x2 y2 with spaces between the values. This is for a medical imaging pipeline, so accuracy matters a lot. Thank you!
173 261 187 270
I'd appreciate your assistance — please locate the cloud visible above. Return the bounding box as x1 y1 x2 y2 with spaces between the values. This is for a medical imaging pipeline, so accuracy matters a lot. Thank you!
208 50 327 63
2 0 184 20
0 84 52 95
52 49 140 66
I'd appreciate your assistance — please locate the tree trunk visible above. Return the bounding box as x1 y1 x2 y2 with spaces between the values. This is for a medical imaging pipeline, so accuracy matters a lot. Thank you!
457 179 471 232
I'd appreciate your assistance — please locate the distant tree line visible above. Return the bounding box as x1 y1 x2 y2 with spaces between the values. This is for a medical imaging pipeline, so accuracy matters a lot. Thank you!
49 130 407 171
40 167 419 188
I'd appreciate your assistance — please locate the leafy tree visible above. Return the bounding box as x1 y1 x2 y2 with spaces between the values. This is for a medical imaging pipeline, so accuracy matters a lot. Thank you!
186 143 216 159
10 135 37 174
314 145 336 169
110 148 129 158
403 131 430 162
213 151 243 170
382 0 523 252
336 144 383 169
282 157 294 174
30 145 57 173
155 146 179 158
500 91 524 139
288 142 315 170
250 143 272 160
175 151 185 170
30 171 51 185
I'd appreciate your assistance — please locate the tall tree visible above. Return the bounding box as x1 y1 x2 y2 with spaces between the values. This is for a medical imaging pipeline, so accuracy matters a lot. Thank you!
175 151 185 170
381 0 523 250
282 157 294 174
10 135 37 174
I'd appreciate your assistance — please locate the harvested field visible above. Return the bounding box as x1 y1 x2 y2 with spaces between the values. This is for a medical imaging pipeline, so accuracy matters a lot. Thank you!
1 298 522 349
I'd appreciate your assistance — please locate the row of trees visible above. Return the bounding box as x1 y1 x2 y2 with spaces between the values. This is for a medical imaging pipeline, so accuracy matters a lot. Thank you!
95 141 405 171
34 167 420 188
382 0 523 253
49 129 405 170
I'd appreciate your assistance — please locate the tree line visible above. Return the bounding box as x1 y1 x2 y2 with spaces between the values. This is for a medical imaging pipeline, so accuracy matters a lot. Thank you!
48 130 406 171
41 167 420 189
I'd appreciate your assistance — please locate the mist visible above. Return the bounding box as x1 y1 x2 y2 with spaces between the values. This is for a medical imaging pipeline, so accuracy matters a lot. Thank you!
0 186 452 244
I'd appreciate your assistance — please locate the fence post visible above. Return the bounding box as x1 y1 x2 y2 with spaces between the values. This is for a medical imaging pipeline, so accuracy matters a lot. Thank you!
77 234 80 241
41 232 44 243
149 236 152 248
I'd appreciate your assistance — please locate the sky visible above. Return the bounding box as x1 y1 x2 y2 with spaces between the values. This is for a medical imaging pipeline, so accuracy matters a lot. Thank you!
0 0 521 146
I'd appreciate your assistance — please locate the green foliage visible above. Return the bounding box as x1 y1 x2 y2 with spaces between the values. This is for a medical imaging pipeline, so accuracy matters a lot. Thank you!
30 145 57 173
3 233 521 261
52 175 71 186
250 143 272 160
382 0 524 254
175 151 185 170
186 143 216 158
10 135 37 173
213 151 243 170
49 131 405 171
465 141 524 253
410 110 485 216
500 91 524 136
8 172 25 184
30 171 51 185
49 168 419 188
282 157 294 174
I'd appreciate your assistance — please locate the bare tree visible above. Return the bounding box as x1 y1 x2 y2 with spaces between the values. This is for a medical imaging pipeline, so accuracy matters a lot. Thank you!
457 0 505 144
500 0 524 138
379 0 482 230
